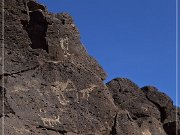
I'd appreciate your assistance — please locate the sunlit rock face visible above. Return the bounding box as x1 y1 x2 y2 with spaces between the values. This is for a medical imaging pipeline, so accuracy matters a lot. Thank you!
0 0 179 135
106 78 178 135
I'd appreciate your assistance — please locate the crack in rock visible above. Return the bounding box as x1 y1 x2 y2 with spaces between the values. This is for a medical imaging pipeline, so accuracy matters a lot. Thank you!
0 65 39 78
110 113 118 135
0 86 15 118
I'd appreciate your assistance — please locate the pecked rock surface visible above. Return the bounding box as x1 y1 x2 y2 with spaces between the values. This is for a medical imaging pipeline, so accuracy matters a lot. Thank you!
0 0 179 135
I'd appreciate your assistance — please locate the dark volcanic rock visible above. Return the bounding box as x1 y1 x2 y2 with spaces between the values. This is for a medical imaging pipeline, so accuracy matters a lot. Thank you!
107 78 161 120
141 86 180 135
136 116 167 135
0 87 15 117
1 0 114 134
107 78 179 135
0 0 179 135
142 86 174 122
162 107 180 135
163 121 180 135
112 110 142 135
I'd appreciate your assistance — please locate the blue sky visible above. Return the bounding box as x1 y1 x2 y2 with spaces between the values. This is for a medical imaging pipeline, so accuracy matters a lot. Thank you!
38 0 179 105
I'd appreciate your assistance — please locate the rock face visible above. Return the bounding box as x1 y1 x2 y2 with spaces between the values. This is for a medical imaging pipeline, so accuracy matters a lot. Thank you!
107 79 179 135
0 0 179 135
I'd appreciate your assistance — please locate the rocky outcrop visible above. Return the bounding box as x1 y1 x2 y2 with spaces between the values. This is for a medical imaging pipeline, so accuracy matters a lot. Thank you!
0 0 179 134
106 78 179 135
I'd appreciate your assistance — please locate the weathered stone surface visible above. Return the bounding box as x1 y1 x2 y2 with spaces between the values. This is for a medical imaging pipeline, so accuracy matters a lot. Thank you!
142 86 173 111
3 0 106 80
1 0 114 134
136 117 167 135
0 0 179 135
107 78 179 135
163 107 180 135
107 78 161 120
3 60 116 134
112 110 142 135
141 86 176 125
0 87 15 117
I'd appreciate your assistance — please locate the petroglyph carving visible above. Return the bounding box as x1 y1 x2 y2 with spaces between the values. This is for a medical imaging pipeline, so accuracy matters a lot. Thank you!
13 127 30 134
158 127 164 133
26 80 43 96
51 79 98 104
46 60 62 64
41 116 60 127
141 106 148 111
71 23 75 27
59 37 71 57
13 85 29 92
13 80 40 93
142 129 151 135
25 1 30 16
26 80 39 88
40 108 47 113
79 84 97 100
51 79 77 105
125 109 133 121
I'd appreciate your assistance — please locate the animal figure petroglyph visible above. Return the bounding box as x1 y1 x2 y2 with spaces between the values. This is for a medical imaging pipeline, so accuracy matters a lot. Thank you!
13 80 42 96
79 84 97 100
13 85 29 92
59 37 71 57
41 116 60 127
51 79 98 104
51 79 77 105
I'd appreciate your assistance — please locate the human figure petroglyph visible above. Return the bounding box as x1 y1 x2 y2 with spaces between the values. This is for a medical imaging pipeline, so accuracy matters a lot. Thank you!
59 37 71 57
